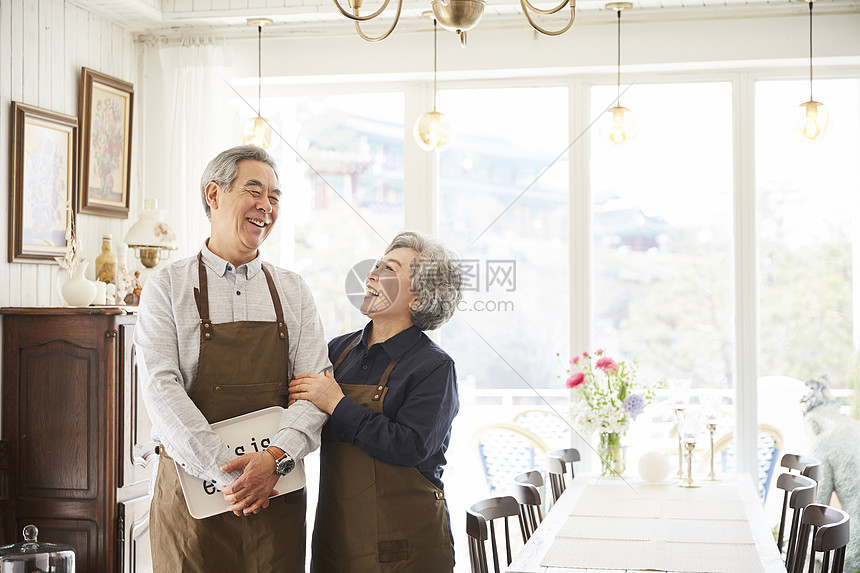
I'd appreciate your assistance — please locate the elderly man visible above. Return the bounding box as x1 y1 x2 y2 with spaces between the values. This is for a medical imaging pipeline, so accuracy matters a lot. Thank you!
135 145 329 572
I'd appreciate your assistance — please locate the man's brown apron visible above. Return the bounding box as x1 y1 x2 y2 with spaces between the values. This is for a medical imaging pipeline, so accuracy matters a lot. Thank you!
310 335 454 573
150 255 306 573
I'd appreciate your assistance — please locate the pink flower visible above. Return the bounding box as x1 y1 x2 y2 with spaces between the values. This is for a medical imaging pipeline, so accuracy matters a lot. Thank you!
582 351 590 358
596 348 604 355
566 372 586 388
595 356 619 374
570 356 580 364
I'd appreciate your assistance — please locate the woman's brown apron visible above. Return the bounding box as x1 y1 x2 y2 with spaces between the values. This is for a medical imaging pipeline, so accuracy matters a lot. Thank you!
150 255 306 573
310 335 454 573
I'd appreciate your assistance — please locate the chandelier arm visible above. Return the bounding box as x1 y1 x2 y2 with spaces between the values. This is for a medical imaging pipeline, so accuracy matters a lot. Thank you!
331 0 393 22
353 0 402 41
519 0 570 16
808 0 814 102
519 0 575 36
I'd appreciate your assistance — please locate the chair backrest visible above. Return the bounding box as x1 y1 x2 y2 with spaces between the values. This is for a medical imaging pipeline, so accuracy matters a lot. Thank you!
512 409 571 449
780 453 823 483
511 470 543 541
466 496 522 573
546 448 581 503
473 423 549 494
713 423 784 502
775 473 817 571
792 503 850 573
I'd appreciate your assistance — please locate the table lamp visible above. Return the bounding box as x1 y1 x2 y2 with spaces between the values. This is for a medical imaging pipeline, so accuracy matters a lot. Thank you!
125 200 177 268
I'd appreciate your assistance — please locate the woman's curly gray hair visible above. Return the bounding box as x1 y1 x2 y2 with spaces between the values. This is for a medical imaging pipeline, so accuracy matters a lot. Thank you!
386 231 463 331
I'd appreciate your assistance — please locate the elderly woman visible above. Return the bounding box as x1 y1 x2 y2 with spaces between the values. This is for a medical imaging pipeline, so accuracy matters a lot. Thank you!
289 231 463 572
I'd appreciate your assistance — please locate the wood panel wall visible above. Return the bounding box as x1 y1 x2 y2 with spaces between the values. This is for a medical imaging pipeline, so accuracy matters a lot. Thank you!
0 0 140 308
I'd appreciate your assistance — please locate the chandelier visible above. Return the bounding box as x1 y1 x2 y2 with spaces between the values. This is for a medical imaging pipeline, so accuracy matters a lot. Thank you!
333 0 575 45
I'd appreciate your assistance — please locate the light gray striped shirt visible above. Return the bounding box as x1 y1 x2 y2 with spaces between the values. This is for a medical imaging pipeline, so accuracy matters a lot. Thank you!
134 243 330 485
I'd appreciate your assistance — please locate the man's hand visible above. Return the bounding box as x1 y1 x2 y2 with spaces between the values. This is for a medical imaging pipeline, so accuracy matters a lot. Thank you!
220 452 280 516
289 370 344 414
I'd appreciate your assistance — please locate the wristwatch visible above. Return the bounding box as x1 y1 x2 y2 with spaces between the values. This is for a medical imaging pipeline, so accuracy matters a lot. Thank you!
266 446 295 476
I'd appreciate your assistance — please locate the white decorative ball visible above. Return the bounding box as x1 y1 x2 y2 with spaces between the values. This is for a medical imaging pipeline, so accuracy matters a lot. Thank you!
638 450 670 483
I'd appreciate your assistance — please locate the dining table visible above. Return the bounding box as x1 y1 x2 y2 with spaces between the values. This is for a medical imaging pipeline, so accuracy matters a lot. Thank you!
506 472 787 573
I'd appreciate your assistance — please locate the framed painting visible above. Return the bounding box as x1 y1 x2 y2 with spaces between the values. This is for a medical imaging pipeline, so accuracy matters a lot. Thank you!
79 67 133 217
8 102 78 264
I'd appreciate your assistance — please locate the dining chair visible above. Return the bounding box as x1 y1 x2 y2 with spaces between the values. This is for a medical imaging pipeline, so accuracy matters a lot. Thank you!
473 422 549 494
791 503 850 573
780 453 823 484
546 448 580 503
774 473 817 571
511 470 544 541
466 496 523 573
512 409 571 449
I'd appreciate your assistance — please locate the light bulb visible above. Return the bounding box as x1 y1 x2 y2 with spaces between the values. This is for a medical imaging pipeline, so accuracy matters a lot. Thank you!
413 111 453 152
600 105 638 145
791 100 831 142
241 116 273 149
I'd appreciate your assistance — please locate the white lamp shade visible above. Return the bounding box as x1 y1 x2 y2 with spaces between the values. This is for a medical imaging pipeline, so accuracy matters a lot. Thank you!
125 204 177 250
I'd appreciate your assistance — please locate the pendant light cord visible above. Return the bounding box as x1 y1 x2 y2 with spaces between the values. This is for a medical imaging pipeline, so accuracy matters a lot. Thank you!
808 1 813 102
433 19 438 112
257 24 263 118
616 9 622 106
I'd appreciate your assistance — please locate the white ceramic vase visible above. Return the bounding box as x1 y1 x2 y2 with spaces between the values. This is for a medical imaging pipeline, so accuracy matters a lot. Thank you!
62 262 97 306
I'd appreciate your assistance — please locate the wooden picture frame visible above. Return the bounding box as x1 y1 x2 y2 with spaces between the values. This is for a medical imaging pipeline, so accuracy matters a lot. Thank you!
9 102 78 264
79 67 133 217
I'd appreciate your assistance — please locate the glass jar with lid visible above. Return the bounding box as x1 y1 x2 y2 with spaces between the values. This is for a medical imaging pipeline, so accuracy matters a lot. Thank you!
0 525 75 573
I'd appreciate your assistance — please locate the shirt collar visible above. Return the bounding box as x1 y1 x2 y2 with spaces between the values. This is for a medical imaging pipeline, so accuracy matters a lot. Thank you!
201 240 263 278
359 321 422 360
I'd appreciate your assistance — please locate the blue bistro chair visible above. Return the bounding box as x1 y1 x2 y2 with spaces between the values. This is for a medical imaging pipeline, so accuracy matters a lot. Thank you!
473 422 549 495
512 409 571 450
713 423 784 502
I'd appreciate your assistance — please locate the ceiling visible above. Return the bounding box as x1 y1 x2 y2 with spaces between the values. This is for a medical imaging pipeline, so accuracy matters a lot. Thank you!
71 0 860 38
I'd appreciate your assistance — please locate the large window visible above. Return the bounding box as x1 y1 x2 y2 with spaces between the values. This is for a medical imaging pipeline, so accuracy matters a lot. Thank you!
437 86 570 396
266 93 406 336
756 79 860 475
590 82 735 388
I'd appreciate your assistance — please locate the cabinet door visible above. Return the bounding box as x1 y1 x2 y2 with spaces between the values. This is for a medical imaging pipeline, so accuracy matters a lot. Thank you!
118 493 153 573
118 322 156 487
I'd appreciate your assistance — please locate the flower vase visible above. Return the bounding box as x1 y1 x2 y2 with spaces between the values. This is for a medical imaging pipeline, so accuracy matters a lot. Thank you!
62 262 97 306
598 432 626 477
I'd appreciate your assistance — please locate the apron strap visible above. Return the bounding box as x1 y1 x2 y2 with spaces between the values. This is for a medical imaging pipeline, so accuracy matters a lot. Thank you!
261 263 291 385
333 334 362 371
372 357 402 401
195 253 213 340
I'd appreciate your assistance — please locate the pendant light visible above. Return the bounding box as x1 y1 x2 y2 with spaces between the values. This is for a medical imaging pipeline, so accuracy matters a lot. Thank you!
600 2 638 146
413 19 453 152
791 0 830 142
240 18 274 149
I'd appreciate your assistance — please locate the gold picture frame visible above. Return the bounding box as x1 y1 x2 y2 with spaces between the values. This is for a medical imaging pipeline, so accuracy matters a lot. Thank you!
8 102 78 264
79 67 133 217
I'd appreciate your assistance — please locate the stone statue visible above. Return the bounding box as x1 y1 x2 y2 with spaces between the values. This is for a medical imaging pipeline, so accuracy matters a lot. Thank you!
801 375 860 573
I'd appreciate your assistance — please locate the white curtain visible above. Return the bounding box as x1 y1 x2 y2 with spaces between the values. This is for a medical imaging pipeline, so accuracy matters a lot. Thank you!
142 38 236 261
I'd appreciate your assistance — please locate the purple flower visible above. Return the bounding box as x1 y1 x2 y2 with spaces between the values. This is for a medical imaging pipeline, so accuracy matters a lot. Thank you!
622 394 646 418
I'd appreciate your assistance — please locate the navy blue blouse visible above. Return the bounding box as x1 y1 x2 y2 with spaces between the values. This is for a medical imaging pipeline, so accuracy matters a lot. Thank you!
325 321 460 490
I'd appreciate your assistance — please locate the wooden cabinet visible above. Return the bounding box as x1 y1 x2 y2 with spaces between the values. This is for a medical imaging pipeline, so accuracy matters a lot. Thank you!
0 308 155 573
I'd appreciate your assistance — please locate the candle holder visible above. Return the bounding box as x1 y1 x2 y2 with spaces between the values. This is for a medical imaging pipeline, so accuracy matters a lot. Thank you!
679 439 699 488
705 421 719 481
672 405 686 479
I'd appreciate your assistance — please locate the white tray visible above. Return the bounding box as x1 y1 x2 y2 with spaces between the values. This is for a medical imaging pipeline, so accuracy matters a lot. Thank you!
175 406 306 519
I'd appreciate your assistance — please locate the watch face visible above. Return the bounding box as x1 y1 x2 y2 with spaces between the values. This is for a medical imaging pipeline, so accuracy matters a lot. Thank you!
277 456 295 475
